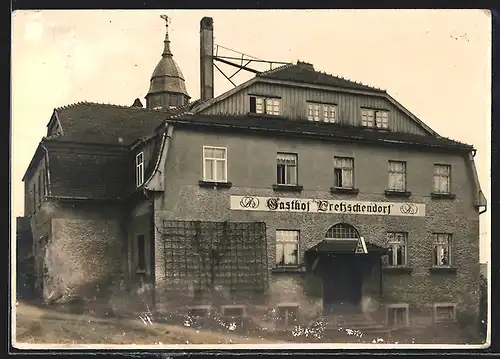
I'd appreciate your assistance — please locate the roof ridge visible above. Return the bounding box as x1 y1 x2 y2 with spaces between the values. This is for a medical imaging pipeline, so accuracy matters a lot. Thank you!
257 62 294 77
54 101 173 113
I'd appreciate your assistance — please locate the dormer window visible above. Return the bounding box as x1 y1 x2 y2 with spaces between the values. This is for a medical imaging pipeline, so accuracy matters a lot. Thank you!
362 108 389 129
249 95 280 115
307 102 337 123
136 152 144 187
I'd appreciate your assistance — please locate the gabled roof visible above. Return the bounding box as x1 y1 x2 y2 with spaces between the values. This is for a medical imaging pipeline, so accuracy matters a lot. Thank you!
257 61 386 93
167 114 473 151
49 102 172 145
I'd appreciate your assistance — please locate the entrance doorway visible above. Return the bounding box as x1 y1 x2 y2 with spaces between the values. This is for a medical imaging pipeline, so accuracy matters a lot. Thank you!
322 254 363 313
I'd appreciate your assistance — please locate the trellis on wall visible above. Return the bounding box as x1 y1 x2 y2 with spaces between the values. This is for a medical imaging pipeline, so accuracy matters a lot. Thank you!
160 220 268 296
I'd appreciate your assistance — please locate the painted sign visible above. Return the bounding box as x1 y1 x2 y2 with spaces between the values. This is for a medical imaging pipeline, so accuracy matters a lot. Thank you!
355 237 368 254
230 196 426 217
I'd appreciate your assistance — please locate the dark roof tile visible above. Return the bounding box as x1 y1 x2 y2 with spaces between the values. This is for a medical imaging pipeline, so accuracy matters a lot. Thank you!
168 114 473 151
54 102 171 145
258 62 386 93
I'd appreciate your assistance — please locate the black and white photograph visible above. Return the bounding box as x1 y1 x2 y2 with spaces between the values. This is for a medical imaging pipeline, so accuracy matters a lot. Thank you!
11 9 491 349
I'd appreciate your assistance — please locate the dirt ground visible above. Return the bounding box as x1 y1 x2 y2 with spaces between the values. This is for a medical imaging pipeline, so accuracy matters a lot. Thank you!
14 300 289 345
13 300 485 346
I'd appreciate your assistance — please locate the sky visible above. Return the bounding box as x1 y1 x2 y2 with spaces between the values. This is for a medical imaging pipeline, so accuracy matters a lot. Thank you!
11 9 491 263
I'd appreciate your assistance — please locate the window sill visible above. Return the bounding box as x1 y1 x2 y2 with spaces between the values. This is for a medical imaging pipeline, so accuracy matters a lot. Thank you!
272 266 305 273
431 193 456 200
136 270 146 275
384 190 412 198
383 266 413 274
429 266 457 273
272 184 303 193
198 180 233 189
330 187 359 195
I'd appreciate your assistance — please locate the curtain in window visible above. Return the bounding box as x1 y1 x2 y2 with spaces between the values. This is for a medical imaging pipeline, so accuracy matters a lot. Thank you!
434 165 451 193
389 162 405 190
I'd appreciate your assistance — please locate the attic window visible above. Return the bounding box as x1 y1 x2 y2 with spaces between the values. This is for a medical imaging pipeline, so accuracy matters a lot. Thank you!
249 95 280 115
362 108 389 129
136 152 144 187
307 102 337 123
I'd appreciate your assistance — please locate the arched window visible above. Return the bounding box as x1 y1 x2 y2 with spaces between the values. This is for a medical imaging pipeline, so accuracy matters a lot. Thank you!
325 223 359 239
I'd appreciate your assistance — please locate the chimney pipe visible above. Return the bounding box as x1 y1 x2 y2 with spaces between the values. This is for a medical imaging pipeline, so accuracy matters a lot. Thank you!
200 17 214 101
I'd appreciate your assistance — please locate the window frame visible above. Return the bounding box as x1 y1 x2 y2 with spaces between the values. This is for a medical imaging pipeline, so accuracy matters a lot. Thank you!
333 156 354 189
307 101 337 123
220 305 246 318
362 107 389 129
432 233 452 267
433 303 457 323
387 232 408 267
276 152 298 186
386 303 410 327
433 164 452 194
275 229 300 268
136 151 144 187
202 146 228 183
388 160 407 192
276 303 300 327
250 95 280 115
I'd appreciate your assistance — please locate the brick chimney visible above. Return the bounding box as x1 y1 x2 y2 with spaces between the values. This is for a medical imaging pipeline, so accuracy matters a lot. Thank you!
200 17 214 101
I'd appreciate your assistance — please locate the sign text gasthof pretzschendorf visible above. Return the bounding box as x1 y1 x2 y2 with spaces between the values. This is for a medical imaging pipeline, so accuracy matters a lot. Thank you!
230 196 425 217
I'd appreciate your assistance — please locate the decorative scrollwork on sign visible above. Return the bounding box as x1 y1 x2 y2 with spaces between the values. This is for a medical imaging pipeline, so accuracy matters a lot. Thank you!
399 203 418 215
239 196 259 209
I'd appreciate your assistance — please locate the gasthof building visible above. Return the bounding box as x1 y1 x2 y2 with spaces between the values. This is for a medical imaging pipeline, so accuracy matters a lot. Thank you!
18 16 487 332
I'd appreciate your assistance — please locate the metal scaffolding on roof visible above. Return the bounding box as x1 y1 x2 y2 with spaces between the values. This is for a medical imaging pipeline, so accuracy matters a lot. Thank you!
213 44 292 87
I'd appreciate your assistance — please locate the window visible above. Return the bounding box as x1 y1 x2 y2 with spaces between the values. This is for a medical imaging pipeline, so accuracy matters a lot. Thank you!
307 102 337 123
187 306 211 318
250 96 280 115
276 230 299 267
362 108 389 129
203 146 227 182
276 305 299 326
375 110 389 129
136 152 144 187
326 223 359 239
434 304 456 322
136 235 146 273
334 157 354 188
221 305 246 318
388 161 406 191
433 233 451 266
434 164 451 194
387 305 409 327
276 153 298 186
387 232 408 266
307 103 320 121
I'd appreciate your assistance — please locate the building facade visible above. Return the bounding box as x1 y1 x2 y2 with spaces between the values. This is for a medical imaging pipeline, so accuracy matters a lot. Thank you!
17 16 487 332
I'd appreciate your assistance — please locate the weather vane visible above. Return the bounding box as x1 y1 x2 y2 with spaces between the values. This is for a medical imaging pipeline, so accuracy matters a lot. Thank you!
160 14 171 25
